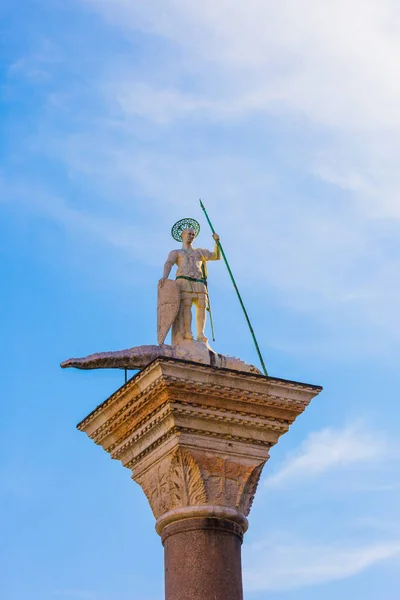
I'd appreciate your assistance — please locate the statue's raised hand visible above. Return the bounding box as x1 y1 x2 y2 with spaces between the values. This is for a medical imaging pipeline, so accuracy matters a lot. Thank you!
212 233 220 242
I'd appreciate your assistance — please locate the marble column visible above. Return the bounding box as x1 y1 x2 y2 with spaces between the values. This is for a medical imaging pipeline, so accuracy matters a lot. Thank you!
77 358 321 600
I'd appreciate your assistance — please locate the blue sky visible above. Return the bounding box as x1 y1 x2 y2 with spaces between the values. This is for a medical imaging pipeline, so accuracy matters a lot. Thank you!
1 1 400 598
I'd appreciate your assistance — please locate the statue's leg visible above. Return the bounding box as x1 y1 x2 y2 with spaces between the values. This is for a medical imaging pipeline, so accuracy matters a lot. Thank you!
182 293 194 340
195 294 208 343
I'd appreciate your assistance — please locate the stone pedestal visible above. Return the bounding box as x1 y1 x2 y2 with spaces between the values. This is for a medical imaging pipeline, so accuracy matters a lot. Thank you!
77 357 321 599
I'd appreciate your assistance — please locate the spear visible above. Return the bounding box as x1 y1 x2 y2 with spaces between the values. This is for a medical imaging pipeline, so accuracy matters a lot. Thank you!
199 199 268 377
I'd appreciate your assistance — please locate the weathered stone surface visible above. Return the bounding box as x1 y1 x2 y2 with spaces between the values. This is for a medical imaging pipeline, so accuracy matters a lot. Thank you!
77 357 322 532
61 341 260 374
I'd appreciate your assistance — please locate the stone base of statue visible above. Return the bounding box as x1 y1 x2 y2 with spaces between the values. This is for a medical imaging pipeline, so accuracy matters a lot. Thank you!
77 358 321 600
61 339 260 374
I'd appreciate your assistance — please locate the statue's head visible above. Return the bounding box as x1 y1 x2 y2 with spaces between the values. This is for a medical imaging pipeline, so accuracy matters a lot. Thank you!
171 218 200 244
181 228 196 244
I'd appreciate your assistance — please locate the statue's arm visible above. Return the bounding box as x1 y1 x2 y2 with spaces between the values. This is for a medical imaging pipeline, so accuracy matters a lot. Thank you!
203 233 221 261
160 251 177 286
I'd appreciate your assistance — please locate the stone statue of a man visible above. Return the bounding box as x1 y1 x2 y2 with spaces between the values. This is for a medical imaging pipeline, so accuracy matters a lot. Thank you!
160 226 220 344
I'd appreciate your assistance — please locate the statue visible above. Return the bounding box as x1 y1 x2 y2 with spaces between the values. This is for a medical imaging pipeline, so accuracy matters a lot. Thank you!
158 218 220 346
62 207 266 376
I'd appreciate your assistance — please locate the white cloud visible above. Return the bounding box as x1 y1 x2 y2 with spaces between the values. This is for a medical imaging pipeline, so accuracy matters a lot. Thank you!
82 0 400 233
265 422 388 487
70 0 400 344
4 0 400 354
249 422 400 592
244 537 400 591
84 0 400 131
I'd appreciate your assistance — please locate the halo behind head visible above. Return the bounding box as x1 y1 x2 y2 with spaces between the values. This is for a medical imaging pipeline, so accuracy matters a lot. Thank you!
171 218 201 242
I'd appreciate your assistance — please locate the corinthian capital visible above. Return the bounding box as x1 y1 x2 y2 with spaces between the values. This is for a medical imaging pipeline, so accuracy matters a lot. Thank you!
77 358 321 534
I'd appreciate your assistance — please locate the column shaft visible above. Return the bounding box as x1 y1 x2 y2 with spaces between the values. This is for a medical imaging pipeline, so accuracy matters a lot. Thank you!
162 518 244 600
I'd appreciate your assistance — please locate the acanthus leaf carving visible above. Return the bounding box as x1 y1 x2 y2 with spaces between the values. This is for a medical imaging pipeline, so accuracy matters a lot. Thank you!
168 448 207 508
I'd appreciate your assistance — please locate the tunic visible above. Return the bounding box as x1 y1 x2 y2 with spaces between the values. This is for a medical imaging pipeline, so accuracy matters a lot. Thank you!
165 247 220 294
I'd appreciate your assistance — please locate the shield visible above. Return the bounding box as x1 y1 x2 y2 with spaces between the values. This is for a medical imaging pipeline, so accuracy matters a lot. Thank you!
157 280 180 345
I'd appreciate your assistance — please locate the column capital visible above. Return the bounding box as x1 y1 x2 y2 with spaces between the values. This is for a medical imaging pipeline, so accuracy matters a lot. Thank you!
77 358 321 534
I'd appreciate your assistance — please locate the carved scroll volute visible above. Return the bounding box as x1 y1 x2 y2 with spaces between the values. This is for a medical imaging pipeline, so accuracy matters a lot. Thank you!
238 463 265 516
168 448 207 508
134 463 171 518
